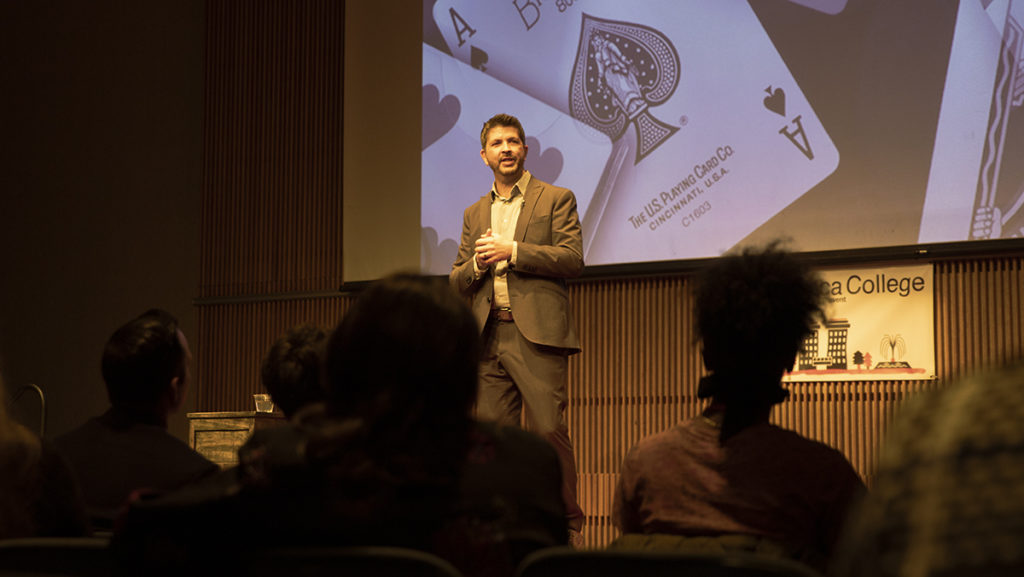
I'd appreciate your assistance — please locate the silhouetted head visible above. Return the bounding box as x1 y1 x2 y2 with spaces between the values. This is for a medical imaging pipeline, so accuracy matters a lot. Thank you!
101 309 190 416
695 242 825 408
261 324 327 418
323 273 479 437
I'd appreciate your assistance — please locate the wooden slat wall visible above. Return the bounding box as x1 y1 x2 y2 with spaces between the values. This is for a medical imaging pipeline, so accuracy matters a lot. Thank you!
197 0 1024 549
196 0 345 408
200 0 343 300
195 296 351 411
568 277 701 543
935 258 1024 379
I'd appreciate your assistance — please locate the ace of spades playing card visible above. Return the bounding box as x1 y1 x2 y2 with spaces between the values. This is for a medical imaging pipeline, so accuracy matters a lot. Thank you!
432 0 839 264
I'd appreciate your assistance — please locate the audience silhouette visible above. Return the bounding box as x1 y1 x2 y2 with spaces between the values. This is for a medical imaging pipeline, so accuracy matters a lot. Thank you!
54 309 218 530
612 244 865 572
259 323 328 419
832 360 1024 577
112 274 566 577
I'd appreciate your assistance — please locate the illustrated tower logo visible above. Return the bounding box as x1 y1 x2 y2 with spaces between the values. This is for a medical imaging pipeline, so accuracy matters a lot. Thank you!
799 319 851 370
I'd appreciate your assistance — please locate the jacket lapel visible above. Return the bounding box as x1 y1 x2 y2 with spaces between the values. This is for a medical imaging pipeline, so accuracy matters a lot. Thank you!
515 178 542 241
474 192 492 236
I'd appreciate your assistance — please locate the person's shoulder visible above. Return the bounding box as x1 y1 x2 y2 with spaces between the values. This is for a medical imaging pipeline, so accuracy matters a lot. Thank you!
132 427 218 472
172 436 219 474
148 425 202 449
528 176 572 197
238 422 308 470
764 424 846 455
617 424 694 473
613 428 692 495
757 424 860 478
633 421 693 450
52 416 105 450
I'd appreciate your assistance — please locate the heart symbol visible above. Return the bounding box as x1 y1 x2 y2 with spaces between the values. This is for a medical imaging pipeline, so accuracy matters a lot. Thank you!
526 137 563 184
422 84 461 150
763 86 786 117
421 226 459 275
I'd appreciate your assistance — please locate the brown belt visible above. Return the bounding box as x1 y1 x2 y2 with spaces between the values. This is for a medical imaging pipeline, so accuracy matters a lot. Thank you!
490 308 514 322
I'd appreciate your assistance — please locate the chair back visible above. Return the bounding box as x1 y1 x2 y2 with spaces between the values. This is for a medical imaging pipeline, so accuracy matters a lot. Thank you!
515 548 823 577
0 537 112 577
248 546 464 577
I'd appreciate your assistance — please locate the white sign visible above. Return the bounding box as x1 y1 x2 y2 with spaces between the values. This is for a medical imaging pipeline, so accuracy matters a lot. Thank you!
784 264 935 382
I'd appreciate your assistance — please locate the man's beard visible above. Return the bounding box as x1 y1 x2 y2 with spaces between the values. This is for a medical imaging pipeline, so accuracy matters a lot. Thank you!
494 157 522 176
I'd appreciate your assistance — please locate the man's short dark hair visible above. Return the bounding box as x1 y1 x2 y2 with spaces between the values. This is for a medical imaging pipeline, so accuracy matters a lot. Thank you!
480 113 526 148
261 324 327 418
101 309 185 407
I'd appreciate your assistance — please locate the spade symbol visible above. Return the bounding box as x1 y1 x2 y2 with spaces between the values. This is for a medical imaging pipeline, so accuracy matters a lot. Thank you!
763 86 786 117
569 13 681 163
470 46 489 72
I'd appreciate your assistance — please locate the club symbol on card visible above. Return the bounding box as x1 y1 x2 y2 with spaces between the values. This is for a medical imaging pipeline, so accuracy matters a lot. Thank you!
763 86 786 116
470 46 489 71
569 13 680 164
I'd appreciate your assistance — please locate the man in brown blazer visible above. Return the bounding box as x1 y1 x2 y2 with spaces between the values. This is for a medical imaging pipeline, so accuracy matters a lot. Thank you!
450 113 585 537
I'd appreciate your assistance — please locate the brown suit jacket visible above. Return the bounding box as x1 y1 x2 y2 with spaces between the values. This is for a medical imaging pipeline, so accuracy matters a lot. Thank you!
450 176 583 353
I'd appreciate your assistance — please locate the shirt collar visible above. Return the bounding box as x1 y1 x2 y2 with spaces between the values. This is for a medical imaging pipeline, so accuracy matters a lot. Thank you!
491 170 531 203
